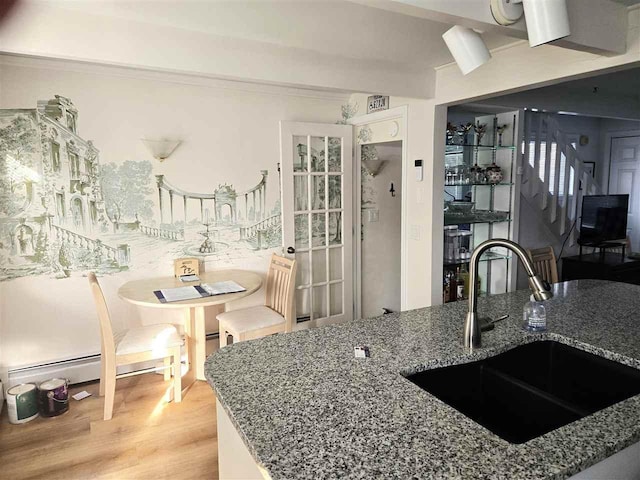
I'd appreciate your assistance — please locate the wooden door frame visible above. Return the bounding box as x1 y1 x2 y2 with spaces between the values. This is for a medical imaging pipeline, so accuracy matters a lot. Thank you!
349 105 408 319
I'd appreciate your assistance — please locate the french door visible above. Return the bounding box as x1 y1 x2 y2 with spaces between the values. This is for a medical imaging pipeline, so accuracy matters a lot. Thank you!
280 121 353 327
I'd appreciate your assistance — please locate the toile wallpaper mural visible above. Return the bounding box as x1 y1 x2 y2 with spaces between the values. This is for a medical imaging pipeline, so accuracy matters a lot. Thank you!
0 95 282 282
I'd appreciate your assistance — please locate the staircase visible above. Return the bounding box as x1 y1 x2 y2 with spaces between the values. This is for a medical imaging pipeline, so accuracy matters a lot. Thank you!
50 224 130 272
520 112 600 249
239 214 281 250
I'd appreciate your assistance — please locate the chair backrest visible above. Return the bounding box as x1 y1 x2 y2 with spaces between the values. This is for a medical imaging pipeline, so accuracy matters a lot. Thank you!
264 254 297 333
526 246 559 284
88 272 116 355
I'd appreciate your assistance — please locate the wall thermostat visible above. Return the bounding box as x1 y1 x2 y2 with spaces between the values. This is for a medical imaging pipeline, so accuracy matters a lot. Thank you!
415 159 423 181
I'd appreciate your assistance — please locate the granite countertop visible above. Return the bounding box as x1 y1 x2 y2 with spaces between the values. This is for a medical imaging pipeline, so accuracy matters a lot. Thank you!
205 280 640 479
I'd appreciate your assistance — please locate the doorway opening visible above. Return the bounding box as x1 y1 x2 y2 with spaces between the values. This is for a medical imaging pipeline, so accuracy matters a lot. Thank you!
359 140 403 318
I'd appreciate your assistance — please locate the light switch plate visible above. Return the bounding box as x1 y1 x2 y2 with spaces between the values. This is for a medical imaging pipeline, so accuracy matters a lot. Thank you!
368 209 379 222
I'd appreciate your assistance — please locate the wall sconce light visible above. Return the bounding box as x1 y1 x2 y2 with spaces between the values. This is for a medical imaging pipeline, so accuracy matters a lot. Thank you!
362 158 387 177
141 138 182 161
490 0 570 47
442 25 492 75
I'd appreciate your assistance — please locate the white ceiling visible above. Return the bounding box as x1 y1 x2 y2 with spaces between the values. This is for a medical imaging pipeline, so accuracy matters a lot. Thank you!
473 67 640 121
561 68 640 97
25 0 516 70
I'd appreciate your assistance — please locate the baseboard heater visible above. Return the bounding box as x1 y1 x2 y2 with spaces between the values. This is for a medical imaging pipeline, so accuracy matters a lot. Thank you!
8 332 220 387
9 354 102 386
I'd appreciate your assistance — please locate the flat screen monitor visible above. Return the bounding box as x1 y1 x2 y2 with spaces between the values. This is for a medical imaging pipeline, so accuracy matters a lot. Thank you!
579 194 629 245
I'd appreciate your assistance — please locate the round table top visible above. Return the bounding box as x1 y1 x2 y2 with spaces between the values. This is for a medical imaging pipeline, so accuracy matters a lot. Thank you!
117 269 263 309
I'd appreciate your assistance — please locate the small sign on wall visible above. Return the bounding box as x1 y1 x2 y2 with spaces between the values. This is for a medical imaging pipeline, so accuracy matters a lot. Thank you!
367 95 389 114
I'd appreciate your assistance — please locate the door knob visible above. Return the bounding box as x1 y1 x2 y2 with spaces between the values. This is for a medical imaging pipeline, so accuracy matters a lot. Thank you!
287 246 296 254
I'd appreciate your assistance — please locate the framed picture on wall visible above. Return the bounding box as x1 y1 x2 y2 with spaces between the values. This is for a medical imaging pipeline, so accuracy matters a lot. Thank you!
584 162 595 179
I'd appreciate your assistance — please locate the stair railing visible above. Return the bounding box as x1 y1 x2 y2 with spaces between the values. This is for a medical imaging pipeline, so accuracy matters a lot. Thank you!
522 112 600 247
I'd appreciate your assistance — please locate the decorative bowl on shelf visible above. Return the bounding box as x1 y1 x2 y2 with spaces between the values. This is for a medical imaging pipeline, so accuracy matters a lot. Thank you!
486 162 504 184
444 201 475 214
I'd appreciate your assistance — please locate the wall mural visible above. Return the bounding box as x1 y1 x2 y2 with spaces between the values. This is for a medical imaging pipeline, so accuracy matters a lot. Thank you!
0 95 281 282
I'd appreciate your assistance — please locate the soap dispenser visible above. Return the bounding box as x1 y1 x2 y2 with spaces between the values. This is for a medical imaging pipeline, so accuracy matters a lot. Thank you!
523 295 547 332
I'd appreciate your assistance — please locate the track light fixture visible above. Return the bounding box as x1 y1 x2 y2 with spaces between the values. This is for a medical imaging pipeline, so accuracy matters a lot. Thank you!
491 0 570 47
442 25 492 76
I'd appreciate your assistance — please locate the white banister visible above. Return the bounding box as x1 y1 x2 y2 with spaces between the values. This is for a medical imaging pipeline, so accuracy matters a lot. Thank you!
532 114 544 198
523 113 532 199
521 112 601 248
542 127 552 211
551 131 562 224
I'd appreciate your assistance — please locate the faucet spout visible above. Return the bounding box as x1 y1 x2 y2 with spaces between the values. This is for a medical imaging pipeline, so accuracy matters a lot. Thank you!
464 239 553 350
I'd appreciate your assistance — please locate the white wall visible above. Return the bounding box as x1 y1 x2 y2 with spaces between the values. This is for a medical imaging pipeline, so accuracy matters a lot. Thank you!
0 55 348 370
361 142 402 318
554 114 601 164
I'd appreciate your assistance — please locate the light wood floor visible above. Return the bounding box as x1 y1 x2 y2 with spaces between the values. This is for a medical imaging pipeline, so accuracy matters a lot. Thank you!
0 340 220 480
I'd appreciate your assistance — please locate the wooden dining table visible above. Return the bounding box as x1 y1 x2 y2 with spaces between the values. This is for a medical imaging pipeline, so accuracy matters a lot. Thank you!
118 269 262 385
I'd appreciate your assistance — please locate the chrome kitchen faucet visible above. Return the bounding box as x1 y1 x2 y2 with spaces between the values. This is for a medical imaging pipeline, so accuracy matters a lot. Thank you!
464 239 553 350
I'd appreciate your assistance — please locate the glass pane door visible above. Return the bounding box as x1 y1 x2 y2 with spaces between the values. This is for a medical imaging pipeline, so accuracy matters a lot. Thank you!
280 122 353 326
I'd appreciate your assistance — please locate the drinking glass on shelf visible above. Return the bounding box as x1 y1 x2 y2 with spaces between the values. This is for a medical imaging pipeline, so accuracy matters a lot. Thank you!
445 169 455 185
460 166 470 185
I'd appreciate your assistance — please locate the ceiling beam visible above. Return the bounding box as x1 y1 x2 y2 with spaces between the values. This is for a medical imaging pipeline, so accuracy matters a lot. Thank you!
356 0 629 55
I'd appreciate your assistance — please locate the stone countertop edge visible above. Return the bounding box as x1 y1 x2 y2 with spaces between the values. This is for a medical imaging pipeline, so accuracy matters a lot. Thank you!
205 280 640 480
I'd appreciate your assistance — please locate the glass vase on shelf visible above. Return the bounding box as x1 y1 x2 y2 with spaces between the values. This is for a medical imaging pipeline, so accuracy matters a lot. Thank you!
446 122 457 145
474 122 487 146
460 123 473 146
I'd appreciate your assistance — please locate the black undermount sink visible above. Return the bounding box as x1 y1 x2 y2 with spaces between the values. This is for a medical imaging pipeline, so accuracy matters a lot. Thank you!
406 341 640 444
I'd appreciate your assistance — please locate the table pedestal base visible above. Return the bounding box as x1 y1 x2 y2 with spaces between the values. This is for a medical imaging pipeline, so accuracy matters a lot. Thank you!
183 304 225 386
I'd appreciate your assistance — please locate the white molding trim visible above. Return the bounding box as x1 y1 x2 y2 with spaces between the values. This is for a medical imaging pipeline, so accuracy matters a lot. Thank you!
434 40 528 72
349 105 409 316
0 53 352 102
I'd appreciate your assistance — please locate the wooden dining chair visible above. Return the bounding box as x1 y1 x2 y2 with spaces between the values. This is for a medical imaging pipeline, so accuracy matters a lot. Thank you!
526 246 559 284
88 272 183 420
217 254 297 347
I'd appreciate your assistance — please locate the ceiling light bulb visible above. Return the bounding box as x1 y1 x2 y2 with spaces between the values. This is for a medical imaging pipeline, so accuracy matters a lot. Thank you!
442 25 492 76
